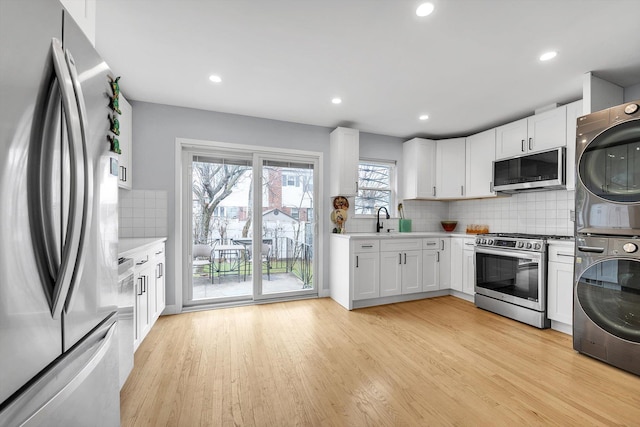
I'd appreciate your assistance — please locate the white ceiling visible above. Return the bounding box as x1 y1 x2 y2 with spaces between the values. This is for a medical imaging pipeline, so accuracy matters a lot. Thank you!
95 0 640 140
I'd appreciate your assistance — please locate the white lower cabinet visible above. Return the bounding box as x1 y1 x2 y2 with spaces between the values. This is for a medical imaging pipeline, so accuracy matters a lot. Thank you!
380 239 423 296
130 241 166 351
353 241 380 300
462 242 475 295
423 238 450 291
547 242 575 328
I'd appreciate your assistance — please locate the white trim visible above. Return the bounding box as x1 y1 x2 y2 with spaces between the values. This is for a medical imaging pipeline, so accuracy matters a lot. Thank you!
174 138 324 311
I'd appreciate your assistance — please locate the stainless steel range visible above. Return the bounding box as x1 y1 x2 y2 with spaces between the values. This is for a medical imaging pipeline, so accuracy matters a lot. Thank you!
474 233 572 328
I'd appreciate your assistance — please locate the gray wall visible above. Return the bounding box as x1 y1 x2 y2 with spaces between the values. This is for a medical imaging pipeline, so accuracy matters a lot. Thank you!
625 82 640 102
130 101 404 308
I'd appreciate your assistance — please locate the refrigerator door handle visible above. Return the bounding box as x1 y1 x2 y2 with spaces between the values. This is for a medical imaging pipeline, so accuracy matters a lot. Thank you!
63 49 94 311
28 38 85 319
0 317 118 427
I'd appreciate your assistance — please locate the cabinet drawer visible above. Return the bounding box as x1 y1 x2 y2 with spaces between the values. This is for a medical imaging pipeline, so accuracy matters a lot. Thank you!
381 239 422 252
423 238 444 251
353 240 379 252
549 245 575 264
463 238 476 251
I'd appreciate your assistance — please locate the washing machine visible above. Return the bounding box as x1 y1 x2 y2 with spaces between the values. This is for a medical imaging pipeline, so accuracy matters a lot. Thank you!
574 235 640 375
575 100 640 235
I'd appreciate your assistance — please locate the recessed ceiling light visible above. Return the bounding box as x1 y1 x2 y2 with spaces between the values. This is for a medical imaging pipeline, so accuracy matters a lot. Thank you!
419 114 429 121
539 51 557 61
332 97 342 105
209 74 222 83
416 3 435 17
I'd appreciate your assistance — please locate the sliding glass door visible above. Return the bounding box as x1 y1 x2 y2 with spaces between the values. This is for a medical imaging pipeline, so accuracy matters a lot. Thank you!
184 148 318 306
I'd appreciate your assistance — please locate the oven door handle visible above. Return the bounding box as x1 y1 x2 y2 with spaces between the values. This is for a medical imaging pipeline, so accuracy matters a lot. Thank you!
474 247 543 261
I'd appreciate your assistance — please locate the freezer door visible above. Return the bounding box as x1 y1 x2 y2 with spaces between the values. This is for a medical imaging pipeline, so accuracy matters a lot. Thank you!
0 315 120 427
0 0 64 404
61 10 119 351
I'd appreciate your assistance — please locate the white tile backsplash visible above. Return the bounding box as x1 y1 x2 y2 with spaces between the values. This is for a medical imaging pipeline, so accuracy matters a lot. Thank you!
343 189 575 236
119 189 167 238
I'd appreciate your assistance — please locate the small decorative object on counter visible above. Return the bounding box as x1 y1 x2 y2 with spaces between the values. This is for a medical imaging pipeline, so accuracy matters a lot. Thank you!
466 224 489 234
441 221 458 232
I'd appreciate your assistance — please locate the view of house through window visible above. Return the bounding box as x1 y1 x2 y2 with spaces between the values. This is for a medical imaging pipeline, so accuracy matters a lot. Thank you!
355 160 395 215
188 152 316 304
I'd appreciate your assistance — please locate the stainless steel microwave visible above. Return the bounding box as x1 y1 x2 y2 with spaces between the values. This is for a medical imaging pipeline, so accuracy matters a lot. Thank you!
492 147 565 193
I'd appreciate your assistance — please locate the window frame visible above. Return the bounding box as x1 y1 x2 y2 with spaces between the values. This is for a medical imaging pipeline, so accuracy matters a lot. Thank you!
354 158 397 217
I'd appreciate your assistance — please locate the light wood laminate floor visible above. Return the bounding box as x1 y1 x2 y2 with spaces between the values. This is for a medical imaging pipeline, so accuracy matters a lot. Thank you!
121 296 640 426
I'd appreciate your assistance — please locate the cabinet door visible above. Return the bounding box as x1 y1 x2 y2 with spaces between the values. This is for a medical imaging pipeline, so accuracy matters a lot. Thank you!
380 252 402 297
401 250 423 294
134 273 149 348
462 249 475 295
353 252 380 300
465 129 497 198
438 239 451 289
436 138 466 198
449 238 464 291
330 127 359 196
422 250 438 292
118 94 132 190
496 118 528 159
527 106 566 153
548 261 574 325
403 138 436 199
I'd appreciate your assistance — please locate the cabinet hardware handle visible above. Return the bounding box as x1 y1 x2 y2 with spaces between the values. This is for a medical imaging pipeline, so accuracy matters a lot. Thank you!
160 262 164 278
155 250 163 255
137 278 143 296
557 253 573 258
461 185 464 196
399 253 402 264
465 242 475 246
136 259 147 265
436 252 440 262
361 245 373 248
577 246 605 253
441 240 444 250
123 166 127 182
426 242 436 246
356 255 359 268
528 137 533 151
404 253 407 264
432 186 436 197
521 139 525 152
355 181 359 193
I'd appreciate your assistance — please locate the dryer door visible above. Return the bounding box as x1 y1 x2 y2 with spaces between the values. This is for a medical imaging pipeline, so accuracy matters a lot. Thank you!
578 118 640 203
576 258 640 343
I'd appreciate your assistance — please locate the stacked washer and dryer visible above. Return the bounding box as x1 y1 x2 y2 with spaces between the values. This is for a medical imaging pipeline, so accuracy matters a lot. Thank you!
574 99 640 376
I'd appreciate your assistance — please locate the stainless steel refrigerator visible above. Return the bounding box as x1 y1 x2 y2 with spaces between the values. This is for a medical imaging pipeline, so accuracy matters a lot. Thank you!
0 0 120 425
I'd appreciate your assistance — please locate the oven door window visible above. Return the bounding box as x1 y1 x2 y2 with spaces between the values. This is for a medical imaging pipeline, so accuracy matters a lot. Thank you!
476 251 540 301
578 119 640 202
576 258 640 343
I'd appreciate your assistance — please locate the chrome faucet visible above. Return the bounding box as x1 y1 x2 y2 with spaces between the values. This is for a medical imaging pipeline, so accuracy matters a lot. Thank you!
376 206 390 233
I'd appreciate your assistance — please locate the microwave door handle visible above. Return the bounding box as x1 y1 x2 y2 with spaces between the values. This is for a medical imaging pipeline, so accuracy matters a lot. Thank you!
577 246 606 254
63 49 94 310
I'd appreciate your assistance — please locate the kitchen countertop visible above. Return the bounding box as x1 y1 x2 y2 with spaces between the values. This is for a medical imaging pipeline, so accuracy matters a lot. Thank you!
332 232 474 239
119 237 167 257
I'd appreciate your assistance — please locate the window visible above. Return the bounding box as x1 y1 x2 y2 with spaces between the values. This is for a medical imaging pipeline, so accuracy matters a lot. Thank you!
355 160 395 215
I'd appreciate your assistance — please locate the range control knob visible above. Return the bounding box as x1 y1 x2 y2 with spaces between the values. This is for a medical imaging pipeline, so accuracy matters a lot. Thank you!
533 243 541 250
517 242 524 248
526 243 532 249
623 242 638 253
624 103 639 115
481 238 487 244
488 239 494 245
476 238 481 245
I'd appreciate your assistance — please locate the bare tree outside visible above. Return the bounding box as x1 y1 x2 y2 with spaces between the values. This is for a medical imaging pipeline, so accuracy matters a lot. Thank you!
192 161 249 244
355 161 392 214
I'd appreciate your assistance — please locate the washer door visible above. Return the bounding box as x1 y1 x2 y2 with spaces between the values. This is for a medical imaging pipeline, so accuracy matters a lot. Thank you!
578 119 640 202
576 258 640 343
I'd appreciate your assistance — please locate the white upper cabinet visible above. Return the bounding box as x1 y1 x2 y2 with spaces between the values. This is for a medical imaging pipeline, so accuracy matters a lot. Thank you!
118 95 133 190
436 138 466 199
330 127 359 197
496 106 567 159
465 128 496 198
403 138 436 199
